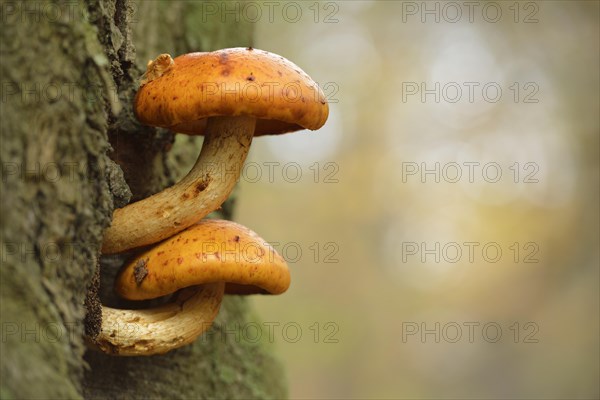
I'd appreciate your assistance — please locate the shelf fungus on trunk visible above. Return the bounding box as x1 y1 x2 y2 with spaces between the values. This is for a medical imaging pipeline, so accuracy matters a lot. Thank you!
90 219 290 356
102 48 329 254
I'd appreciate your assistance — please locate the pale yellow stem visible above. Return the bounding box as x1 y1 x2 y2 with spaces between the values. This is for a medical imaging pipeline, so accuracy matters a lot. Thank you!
102 116 255 254
89 282 225 356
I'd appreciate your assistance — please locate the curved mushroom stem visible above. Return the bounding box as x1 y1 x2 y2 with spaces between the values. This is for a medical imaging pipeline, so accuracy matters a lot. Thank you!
88 282 225 356
102 116 256 254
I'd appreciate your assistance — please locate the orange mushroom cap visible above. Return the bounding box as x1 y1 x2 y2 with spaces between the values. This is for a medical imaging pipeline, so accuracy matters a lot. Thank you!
115 219 290 300
134 47 329 136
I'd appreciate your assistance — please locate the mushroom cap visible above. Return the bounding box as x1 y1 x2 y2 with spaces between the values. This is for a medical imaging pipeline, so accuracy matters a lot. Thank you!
134 48 329 136
115 219 290 300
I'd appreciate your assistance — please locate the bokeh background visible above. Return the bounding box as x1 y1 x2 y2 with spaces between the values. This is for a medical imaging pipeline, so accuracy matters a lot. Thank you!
227 1 597 398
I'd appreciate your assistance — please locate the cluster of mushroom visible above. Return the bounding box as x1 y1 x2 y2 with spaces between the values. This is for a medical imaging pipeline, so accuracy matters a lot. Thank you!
90 48 329 356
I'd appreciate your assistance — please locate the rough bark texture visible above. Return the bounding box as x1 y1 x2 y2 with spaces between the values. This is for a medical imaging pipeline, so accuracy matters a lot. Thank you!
0 1 286 398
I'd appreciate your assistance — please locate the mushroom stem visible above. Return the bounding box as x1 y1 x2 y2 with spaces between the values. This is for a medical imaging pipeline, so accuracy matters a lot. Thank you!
89 283 225 356
102 115 256 254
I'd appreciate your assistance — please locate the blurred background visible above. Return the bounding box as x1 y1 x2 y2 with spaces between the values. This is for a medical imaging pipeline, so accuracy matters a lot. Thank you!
228 1 599 399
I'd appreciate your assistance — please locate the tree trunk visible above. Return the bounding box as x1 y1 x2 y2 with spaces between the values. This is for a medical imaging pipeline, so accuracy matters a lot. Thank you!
0 1 286 398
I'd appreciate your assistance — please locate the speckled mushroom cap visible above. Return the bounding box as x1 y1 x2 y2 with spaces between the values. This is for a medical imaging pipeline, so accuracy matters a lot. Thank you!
134 47 329 136
114 219 291 300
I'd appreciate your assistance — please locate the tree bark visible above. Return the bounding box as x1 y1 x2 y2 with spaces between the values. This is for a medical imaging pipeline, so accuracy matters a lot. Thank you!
0 1 286 398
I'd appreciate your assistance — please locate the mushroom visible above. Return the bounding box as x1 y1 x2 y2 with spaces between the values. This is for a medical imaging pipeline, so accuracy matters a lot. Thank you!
115 219 290 300
102 48 329 254
91 219 289 356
